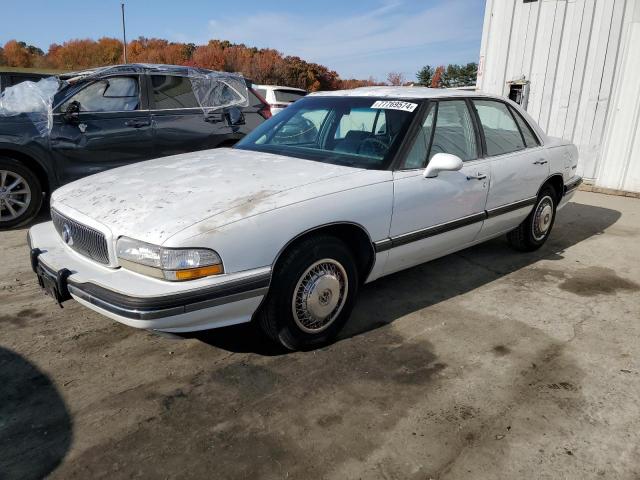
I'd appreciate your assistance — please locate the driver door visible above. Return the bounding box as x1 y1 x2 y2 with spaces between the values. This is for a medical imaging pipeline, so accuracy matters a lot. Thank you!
384 100 490 274
49 75 153 184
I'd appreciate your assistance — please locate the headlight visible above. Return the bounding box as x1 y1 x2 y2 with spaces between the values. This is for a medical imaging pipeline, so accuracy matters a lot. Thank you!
116 237 223 281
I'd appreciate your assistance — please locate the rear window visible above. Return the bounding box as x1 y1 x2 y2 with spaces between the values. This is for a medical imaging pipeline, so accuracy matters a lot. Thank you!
254 88 267 99
151 75 199 109
274 89 306 103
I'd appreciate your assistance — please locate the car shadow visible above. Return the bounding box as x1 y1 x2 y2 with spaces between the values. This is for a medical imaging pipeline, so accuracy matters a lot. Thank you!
169 201 621 354
0 346 73 480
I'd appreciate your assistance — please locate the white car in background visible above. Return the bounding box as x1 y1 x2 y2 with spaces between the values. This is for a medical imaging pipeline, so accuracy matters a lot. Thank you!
28 87 581 350
254 85 307 115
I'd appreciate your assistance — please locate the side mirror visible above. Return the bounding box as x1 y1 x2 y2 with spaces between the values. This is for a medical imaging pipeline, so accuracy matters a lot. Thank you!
226 106 245 126
423 153 463 178
63 101 81 124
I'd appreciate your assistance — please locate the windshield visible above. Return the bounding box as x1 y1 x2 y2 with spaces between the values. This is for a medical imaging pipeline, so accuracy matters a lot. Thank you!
235 96 420 169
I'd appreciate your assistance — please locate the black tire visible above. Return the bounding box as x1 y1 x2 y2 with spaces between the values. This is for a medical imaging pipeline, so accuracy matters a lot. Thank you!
257 235 359 351
507 185 557 252
0 157 43 229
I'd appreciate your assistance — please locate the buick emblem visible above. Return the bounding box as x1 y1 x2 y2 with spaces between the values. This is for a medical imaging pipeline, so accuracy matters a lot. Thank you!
62 223 74 246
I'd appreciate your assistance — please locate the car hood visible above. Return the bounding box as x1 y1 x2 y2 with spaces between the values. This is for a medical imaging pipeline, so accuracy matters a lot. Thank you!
51 148 372 245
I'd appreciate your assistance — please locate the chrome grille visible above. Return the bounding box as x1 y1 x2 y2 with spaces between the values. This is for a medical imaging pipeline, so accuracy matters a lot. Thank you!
51 209 110 265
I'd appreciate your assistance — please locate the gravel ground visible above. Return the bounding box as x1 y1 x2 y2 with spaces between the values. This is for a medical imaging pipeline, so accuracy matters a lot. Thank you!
1 191 639 480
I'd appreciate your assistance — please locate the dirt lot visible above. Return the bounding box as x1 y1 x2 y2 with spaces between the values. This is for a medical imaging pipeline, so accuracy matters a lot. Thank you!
1 191 639 480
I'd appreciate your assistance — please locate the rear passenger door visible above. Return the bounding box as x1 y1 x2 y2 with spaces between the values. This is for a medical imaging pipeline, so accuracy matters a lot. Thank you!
148 74 234 157
471 99 549 240
385 100 491 275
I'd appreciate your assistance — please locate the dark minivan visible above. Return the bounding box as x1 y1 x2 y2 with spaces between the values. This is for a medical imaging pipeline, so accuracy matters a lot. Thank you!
0 64 271 228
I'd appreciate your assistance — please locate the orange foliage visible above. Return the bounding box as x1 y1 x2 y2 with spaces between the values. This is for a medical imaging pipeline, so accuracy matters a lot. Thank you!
3 40 33 67
1 37 373 91
431 65 445 88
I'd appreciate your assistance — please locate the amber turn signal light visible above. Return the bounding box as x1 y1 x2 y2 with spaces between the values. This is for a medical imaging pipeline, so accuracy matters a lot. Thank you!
170 264 224 281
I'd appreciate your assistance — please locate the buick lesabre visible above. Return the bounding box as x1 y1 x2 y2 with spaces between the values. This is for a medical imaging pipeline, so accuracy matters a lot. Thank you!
28 87 582 349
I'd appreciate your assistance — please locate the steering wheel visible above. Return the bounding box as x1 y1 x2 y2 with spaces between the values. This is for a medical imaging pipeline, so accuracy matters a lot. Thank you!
358 137 389 156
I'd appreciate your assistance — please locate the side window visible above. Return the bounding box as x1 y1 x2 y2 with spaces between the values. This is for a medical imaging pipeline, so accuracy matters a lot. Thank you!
473 100 525 156
62 76 139 112
510 106 540 148
404 103 436 169
151 75 199 109
428 100 477 161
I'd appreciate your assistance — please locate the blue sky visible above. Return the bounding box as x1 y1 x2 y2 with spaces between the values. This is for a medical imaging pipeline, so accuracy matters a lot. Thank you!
1 0 486 81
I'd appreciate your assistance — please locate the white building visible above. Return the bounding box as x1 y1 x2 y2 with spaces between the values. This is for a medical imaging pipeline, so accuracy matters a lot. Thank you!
478 0 640 193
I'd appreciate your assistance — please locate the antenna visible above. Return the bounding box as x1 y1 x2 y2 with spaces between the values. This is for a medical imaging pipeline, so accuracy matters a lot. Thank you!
121 2 128 63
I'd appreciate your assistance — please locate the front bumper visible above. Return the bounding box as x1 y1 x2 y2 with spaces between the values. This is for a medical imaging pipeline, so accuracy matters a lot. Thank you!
28 221 270 332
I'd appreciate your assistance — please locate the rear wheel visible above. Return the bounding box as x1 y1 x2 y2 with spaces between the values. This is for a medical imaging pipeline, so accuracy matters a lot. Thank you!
0 157 43 229
507 185 557 251
257 235 359 350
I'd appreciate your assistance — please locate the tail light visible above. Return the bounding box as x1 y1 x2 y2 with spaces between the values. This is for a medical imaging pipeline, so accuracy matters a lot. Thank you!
259 105 272 119
251 88 272 119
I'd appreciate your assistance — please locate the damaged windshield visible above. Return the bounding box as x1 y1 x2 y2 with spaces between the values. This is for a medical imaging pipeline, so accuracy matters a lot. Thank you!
235 96 420 170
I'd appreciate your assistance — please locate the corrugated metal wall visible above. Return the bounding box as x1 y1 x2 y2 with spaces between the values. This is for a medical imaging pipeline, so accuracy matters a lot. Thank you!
478 0 640 192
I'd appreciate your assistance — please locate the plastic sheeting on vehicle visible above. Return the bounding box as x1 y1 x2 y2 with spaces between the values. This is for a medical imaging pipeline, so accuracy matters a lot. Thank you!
0 77 60 136
0 64 250 136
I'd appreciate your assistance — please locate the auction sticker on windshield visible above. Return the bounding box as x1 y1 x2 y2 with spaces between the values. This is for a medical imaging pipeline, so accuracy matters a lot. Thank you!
371 100 418 112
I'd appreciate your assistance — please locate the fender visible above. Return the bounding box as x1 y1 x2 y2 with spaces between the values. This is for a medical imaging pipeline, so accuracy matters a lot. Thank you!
0 140 58 191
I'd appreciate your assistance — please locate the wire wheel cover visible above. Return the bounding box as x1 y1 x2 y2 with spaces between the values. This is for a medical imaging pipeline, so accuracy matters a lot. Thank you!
532 195 554 241
292 259 349 333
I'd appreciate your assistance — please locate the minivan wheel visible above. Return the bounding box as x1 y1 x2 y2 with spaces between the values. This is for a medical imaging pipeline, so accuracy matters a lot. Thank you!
0 157 43 229
507 186 557 252
257 235 359 350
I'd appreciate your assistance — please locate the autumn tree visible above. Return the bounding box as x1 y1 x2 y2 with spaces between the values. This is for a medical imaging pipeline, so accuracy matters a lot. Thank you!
0 36 375 92
338 76 380 89
431 66 445 88
3 40 37 67
386 71 405 86
190 41 226 70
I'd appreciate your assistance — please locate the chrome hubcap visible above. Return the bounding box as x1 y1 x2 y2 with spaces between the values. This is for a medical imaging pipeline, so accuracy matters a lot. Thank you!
0 170 31 221
292 259 348 333
532 195 554 241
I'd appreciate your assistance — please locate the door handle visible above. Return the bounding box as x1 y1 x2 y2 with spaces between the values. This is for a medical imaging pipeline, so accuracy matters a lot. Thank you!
124 119 150 128
466 173 487 180
533 159 548 165
204 113 224 123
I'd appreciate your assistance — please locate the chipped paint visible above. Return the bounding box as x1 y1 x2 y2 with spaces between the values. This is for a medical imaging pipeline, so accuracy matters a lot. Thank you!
51 148 365 245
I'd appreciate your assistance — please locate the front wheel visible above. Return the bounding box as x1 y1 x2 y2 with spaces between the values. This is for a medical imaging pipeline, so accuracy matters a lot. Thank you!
257 235 359 350
0 157 43 229
507 186 557 251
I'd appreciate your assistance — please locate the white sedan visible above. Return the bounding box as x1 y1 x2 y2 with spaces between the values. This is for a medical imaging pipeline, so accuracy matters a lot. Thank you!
28 87 581 350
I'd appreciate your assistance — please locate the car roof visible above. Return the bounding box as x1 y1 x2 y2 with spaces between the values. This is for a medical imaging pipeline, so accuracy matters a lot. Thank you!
309 86 492 99
60 63 219 80
254 85 307 92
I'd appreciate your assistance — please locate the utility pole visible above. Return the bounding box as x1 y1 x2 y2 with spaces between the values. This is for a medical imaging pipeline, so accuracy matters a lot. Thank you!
121 2 127 63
